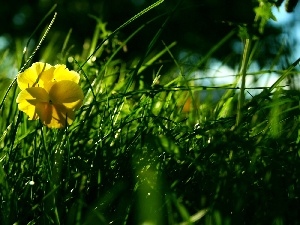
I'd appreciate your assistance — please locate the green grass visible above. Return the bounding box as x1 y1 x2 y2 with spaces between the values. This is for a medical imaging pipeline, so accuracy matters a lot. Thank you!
1 2 300 225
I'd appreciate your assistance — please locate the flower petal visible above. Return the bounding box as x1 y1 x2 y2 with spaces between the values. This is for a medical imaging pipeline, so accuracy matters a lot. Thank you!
16 87 49 120
36 102 52 125
16 90 38 120
49 80 84 109
37 103 75 128
52 104 75 127
43 81 56 93
53 64 80 83
25 87 49 102
17 62 54 90
16 63 83 128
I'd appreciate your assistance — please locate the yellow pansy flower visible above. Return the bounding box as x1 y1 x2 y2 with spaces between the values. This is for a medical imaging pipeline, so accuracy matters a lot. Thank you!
16 62 84 128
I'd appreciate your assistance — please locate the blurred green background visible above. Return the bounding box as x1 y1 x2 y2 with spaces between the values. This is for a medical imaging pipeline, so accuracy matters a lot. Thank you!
1 0 297 67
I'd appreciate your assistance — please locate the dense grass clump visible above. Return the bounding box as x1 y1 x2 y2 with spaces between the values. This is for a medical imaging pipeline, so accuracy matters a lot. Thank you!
1 1 300 224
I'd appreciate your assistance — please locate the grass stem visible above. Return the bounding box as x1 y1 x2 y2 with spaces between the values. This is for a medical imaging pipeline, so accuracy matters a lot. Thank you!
236 38 252 126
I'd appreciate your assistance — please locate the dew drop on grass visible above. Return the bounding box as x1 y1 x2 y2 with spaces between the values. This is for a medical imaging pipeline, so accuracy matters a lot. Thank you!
67 57 74 63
